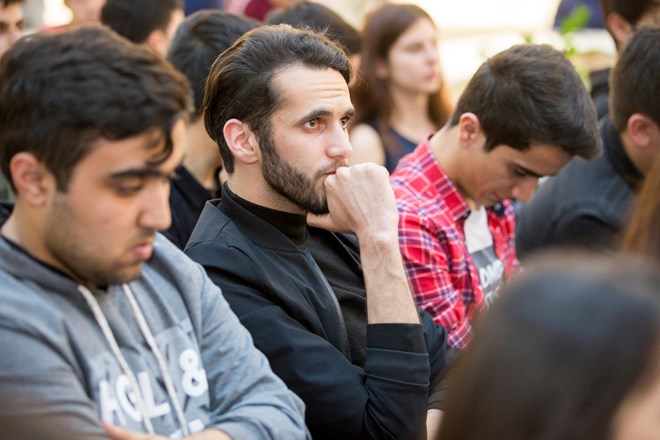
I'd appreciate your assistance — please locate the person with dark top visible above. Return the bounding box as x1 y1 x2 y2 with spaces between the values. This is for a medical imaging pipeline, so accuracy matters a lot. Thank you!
101 0 184 55
350 3 453 173
590 0 660 119
517 26 660 258
185 25 449 440
163 10 258 249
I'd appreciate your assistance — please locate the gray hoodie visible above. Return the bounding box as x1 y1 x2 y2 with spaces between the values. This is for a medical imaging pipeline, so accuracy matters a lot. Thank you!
0 233 309 439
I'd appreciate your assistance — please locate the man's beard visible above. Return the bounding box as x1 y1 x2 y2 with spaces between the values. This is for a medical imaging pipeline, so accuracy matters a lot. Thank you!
260 132 342 215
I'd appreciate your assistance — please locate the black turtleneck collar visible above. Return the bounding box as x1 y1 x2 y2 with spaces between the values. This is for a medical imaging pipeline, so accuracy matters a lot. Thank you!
602 117 644 192
223 183 308 247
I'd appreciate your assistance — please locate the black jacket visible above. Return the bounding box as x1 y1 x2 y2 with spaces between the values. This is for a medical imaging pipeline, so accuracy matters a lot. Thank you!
163 165 218 249
517 118 642 258
185 193 448 440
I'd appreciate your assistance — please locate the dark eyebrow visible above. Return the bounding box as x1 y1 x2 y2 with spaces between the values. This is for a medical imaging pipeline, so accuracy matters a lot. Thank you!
297 107 355 125
108 164 180 182
516 165 546 179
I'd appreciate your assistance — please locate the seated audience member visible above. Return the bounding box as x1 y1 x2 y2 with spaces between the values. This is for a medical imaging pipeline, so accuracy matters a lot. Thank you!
590 0 660 118
622 156 660 261
101 0 184 55
0 0 23 58
0 25 307 439
350 3 453 173
266 0 361 84
390 44 601 349
517 26 660 258
42 0 105 33
164 10 258 249
186 25 449 440
438 253 660 440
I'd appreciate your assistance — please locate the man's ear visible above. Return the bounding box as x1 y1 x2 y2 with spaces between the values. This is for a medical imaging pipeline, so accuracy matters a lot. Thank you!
8 152 55 206
457 112 482 149
627 113 658 149
223 119 260 166
606 12 634 49
145 29 168 56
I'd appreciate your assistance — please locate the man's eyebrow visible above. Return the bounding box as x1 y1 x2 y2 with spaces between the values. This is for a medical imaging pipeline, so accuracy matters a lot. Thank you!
516 165 546 178
108 167 177 181
297 107 355 124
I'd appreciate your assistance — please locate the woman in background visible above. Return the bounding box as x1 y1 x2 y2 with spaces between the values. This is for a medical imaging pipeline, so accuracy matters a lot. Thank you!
350 3 453 172
438 253 660 440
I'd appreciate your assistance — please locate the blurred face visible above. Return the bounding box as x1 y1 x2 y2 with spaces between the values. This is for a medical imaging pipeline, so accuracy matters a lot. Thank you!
64 0 105 24
460 139 571 207
0 3 23 58
42 121 185 286
258 65 353 214
381 17 440 95
612 356 660 440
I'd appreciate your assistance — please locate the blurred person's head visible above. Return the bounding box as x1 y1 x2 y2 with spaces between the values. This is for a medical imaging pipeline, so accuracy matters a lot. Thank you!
0 0 24 58
64 0 105 26
0 25 192 286
622 156 660 261
599 0 660 49
609 25 660 176
439 252 660 440
266 0 361 80
166 10 258 184
167 10 259 122
352 3 452 154
204 24 352 214
101 0 184 55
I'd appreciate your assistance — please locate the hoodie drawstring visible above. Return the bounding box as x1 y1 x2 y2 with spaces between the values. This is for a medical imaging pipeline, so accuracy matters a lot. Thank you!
78 284 190 436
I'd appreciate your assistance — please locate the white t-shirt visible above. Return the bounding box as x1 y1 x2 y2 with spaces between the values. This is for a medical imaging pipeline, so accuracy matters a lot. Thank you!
464 206 504 306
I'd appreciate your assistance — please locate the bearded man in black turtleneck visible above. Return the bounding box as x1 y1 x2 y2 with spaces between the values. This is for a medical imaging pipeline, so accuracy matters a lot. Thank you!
185 25 450 440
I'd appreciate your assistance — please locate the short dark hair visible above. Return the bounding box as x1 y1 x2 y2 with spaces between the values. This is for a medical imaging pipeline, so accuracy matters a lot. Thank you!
266 1 361 57
599 0 659 25
1 0 25 7
449 44 601 159
0 25 192 192
101 0 183 44
439 253 660 440
599 0 660 48
610 26 660 132
167 10 259 121
204 24 351 174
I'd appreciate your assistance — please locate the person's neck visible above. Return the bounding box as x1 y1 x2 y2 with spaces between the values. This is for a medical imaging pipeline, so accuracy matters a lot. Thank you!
429 126 474 206
182 121 222 189
0 204 76 279
388 87 435 140
226 172 305 215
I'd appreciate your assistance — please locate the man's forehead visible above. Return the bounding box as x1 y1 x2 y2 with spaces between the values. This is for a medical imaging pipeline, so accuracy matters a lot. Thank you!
271 65 351 112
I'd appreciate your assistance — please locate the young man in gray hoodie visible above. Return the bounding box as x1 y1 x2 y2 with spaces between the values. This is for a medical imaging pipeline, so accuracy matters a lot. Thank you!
0 25 308 440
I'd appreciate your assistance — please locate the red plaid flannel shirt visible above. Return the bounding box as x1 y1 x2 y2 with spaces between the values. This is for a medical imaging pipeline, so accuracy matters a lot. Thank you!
391 139 519 348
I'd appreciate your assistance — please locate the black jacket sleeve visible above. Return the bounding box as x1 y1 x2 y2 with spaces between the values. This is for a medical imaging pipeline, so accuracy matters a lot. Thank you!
187 242 433 440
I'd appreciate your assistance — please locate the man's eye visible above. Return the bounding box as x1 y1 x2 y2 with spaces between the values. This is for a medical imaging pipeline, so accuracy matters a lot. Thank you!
514 167 528 177
116 185 142 195
340 117 351 128
305 119 319 128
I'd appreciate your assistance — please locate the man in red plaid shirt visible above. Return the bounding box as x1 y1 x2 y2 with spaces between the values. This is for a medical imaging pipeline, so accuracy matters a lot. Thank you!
391 44 602 348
